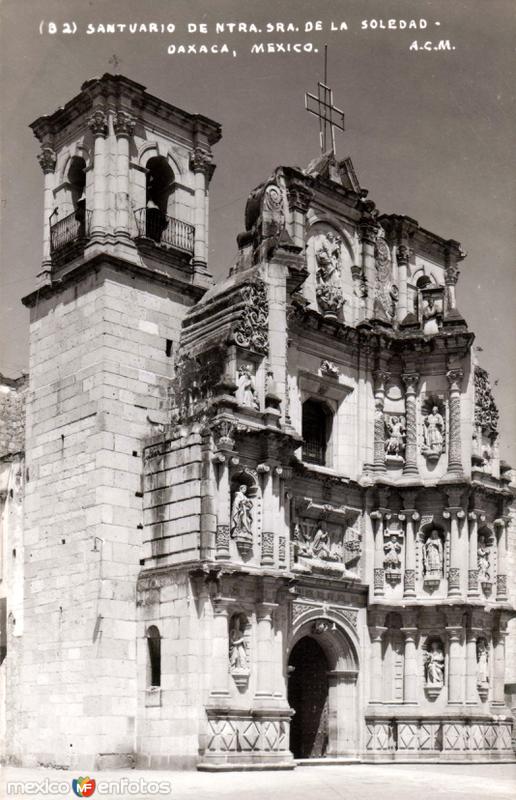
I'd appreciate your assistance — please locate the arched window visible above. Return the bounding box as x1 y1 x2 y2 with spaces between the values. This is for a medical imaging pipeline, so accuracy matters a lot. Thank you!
146 625 161 687
302 399 332 466
145 156 175 242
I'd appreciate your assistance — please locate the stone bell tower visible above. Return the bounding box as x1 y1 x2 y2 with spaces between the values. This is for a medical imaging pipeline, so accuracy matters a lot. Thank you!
12 74 221 769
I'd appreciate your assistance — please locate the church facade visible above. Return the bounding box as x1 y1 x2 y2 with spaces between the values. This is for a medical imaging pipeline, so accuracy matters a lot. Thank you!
1 74 515 770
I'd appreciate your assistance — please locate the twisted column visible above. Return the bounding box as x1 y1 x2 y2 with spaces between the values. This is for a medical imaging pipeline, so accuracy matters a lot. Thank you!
402 372 419 475
114 111 135 239
88 109 108 239
373 370 390 473
446 368 464 475
37 145 57 271
494 518 508 601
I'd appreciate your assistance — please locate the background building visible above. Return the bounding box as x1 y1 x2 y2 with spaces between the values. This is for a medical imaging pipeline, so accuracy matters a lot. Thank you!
0 74 514 770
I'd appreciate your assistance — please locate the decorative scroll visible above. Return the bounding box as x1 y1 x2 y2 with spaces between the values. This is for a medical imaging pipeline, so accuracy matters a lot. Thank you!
231 280 269 355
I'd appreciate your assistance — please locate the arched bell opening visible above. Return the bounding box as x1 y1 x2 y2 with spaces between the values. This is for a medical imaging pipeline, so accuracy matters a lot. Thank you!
144 156 175 242
287 615 360 760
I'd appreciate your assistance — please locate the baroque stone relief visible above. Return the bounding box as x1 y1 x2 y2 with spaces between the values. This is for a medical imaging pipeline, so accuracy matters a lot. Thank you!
423 637 445 697
313 231 345 318
384 413 406 462
231 280 269 355
230 471 260 557
474 367 499 437
229 612 250 688
477 531 493 590
292 519 361 574
422 528 444 583
374 226 398 320
383 526 403 584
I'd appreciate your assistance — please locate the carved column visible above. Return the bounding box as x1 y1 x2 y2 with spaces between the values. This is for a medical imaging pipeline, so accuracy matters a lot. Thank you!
255 602 277 698
446 502 465 599
211 599 232 696
401 611 418 704
373 370 390 473
371 510 387 597
467 511 481 597
37 145 57 272
88 108 108 239
214 455 231 560
492 614 508 704
494 518 508 601
446 368 464 475
446 609 464 704
369 615 387 703
403 508 419 598
401 372 419 476
466 610 483 704
396 244 410 322
444 244 461 311
114 111 135 239
190 147 212 271
359 219 378 318
258 464 274 566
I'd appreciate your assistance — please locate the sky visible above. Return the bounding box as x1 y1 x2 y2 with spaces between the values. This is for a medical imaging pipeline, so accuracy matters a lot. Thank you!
0 0 515 461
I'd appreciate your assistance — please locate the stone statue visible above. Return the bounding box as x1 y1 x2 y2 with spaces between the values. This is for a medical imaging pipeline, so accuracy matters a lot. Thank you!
229 616 248 671
231 485 253 539
423 406 444 456
311 526 332 560
384 534 402 570
314 232 344 316
477 535 491 582
236 364 259 409
385 415 405 457
294 523 311 557
476 638 489 685
423 529 444 578
424 640 445 685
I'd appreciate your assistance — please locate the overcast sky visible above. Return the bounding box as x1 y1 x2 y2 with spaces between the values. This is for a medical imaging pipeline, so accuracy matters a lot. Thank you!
1 0 515 461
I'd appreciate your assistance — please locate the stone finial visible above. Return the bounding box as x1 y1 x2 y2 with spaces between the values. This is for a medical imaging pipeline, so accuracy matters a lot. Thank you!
113 110 136 137
87 109 108 137
37 146 57 174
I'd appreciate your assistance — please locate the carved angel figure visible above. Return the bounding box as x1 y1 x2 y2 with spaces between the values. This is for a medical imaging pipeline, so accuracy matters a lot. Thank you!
424 640 445 686
423 406 444 455
423 529 444 577
314 232 344 316
385 415 405 456
477 535 491 582
236 364 259 409
231 485 253 539
229 616 248 671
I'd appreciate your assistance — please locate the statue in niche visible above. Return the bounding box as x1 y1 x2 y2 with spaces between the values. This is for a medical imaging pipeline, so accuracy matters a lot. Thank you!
384 533 402 570
423 529 444 578
231 485 253 540
424 640 445 686
477 535 491 583
229 615 248 671
476 638 489 686
314 231 345 317
422 405 445 458
236 364 259 409
385 415 406 458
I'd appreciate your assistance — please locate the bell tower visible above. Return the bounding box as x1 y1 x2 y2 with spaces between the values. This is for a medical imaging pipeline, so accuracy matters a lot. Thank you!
14 75 221 769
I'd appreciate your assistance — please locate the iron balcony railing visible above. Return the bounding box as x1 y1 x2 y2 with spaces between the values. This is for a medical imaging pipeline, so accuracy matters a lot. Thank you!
134 208 194 254
50 209 92 255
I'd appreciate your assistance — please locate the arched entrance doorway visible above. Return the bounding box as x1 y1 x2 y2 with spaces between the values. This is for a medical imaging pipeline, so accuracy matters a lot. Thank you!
288 636 329 758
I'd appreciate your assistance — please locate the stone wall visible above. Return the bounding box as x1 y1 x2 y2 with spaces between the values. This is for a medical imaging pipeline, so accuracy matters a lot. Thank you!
0 375 27 457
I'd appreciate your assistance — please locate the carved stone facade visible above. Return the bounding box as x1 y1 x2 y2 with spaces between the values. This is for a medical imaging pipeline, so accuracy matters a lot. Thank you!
1 75 514 771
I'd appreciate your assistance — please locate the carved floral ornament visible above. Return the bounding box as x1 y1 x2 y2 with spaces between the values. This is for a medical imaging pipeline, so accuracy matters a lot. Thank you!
189 146 213 175
87 109 108 137
113 110 136 137
37 145 57 174
474 367 499 437
231 280 269 355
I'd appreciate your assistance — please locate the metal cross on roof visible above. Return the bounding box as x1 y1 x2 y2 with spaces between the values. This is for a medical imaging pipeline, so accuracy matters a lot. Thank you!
305 45 345 155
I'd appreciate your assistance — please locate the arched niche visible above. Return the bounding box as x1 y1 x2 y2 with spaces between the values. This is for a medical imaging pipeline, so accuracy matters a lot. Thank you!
418 519 447 590
304 221 355 322
229 468 261 561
